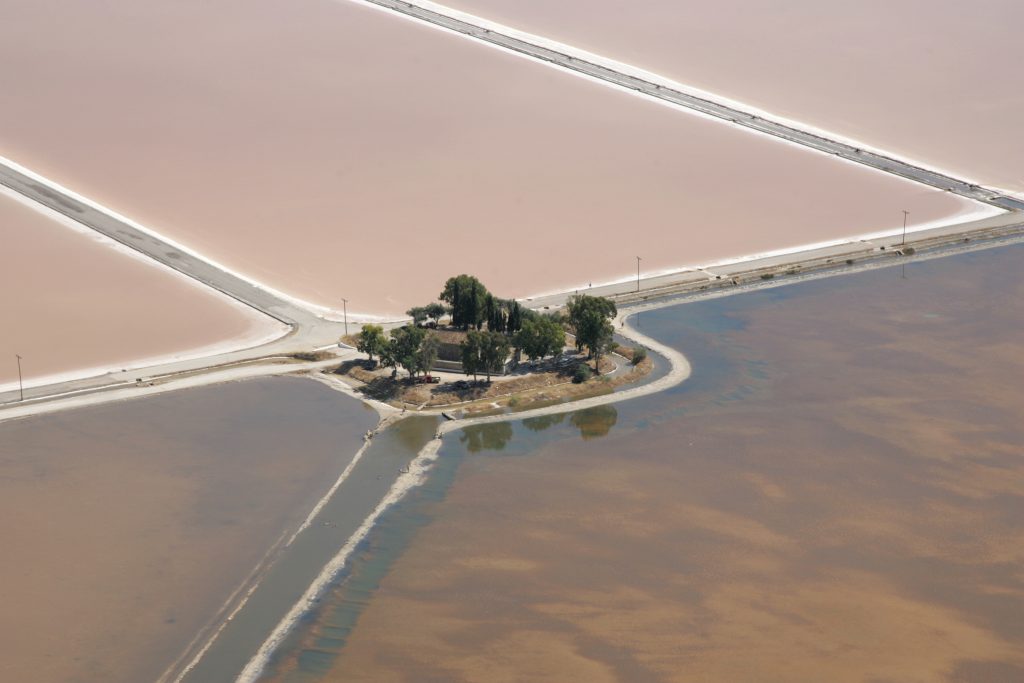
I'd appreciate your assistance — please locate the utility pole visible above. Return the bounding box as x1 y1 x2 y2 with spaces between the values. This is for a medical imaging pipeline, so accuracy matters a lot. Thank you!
636 256 642 292
15 354 24 402
902 210 909 247
342 299 349 337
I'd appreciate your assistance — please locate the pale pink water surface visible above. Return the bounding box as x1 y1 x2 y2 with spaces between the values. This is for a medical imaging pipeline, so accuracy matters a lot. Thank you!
0 0 982 317
0 190 283 388
441 0 1024 198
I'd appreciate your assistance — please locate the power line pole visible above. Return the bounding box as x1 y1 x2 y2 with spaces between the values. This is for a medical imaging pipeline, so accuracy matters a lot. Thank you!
902 209 909 247
16 354 24 402
342 299 349 338
636 256 642 292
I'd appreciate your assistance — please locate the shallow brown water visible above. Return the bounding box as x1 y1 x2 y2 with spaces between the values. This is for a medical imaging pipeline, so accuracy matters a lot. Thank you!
443 0 1024 197
270 244 1024 682
0 190 281 388
0 0 976 316
0 376 377 683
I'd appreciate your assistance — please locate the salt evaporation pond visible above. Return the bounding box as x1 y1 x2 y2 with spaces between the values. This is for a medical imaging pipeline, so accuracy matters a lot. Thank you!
0 0 982 317
444 0 1024 198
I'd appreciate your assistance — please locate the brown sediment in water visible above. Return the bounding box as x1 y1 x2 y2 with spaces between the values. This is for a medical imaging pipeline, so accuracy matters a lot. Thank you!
0 377 378 683
0 190 283 388
440 0 1024 198
0 0 980 317
276 246 1024 682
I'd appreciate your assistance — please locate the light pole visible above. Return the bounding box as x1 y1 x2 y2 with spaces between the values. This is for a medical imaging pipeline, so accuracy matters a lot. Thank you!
15 354 24 402
902 210 909 247
342 299 349 337
636 256 642 292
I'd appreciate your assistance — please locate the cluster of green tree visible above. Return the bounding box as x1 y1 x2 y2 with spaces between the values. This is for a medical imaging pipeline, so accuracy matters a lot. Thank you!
356 324 440 379
439 275 528 333
566 294 618 370
513 317 566 362
405 302 446 327
356 277 619 386
460 330 511 382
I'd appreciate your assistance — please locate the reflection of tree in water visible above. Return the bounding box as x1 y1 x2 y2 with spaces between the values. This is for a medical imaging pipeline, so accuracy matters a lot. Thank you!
459 422 514 453
521 413 566 432
570 405 618 440
392 416 441 454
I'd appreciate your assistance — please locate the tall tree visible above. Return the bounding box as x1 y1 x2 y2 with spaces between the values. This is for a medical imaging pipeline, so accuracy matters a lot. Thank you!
355 324 387 362
450 278 462 327
507 300 524 333
440 275 489 330
418 333 440 376
468 280 482 330
484 294 497 332
389 325 427 378
461 330 483 382
379 340 398 378
566 295 617 372
479 330 511 382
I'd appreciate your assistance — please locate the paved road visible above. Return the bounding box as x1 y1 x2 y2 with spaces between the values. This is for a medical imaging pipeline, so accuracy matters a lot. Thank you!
0 160 362 411
4 1 1024 415
0 161 319 327
362 0 1023 211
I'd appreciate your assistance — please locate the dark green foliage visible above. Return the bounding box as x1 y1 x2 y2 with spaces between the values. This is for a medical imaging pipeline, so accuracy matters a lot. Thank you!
485 294 505 333
418 333 440 375
460 330 482 381
424 302 447 324
507 300 524 333
378 339 398 378
355 324 387 361
406 306 429 326
573 363 593 383
631 346 648 366
389 325 427 378
480 330 511 381
462 330 510 382
468 280 482 330
440 275 490 330
566 294 618 370
514 317 566 362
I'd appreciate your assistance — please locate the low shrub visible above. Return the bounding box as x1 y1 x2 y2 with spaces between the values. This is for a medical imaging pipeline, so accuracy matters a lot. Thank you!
631 347 648 366
573 364 593 384
292 350 334 362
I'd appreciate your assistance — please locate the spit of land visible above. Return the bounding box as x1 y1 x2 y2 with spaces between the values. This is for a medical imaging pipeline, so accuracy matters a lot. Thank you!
265 244 1024 682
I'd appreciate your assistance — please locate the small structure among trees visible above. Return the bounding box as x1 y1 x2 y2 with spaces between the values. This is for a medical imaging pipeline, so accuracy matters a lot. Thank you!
460 330 512 382
354 276 621 386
